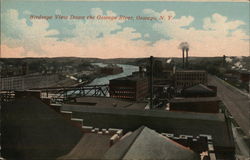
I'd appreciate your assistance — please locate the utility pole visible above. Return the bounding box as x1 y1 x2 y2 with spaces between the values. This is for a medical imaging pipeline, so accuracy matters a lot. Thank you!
149 56 154 109
186 48 189 68
182 49 185 69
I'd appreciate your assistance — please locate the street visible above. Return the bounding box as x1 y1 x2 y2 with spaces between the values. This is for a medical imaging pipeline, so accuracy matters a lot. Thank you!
208 75 250 137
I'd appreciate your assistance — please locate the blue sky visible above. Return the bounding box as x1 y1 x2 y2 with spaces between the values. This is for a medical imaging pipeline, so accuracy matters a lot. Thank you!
1 0 249 58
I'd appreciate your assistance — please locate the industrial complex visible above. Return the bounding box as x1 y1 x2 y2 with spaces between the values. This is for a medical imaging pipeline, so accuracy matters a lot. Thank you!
0 54 250 160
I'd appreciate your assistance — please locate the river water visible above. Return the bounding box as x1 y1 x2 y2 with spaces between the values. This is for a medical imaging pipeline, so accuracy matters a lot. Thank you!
89 63 139 85
49 63 138 100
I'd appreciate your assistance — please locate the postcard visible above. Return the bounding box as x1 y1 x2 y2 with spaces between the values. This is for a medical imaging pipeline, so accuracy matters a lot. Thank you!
1 0 249 160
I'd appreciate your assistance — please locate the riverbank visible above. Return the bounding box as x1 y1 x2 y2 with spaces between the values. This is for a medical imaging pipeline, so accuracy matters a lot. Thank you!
52 63 138 87
89 64 138 85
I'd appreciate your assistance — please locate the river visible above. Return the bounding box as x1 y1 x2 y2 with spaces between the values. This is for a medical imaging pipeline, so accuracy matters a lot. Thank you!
49 63 138 100
89 63 139 85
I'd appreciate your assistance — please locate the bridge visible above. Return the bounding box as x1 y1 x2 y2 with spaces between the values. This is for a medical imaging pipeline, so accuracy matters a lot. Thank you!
0 85 110 103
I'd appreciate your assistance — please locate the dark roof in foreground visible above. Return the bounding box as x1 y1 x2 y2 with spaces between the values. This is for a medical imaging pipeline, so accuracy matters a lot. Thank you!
58 133 112 160
61 104 234 149
2 97 83 160
103 126 200 160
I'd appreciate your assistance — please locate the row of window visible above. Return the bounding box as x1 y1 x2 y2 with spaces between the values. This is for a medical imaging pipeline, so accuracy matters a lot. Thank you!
113 91 135 94
111 95 135 99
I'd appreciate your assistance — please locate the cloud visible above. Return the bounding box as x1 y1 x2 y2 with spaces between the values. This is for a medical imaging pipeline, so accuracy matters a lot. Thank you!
203 13 245 32
23 10 32 15
1 8 249 58
144 33 150 38
1 8 147 58
144 8 195 41
55 9 62 15
144 9 249 57
68 8 127 44
1 9 59 56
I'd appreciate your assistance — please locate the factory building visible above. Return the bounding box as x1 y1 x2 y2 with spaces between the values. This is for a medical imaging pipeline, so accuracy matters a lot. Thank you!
175 70 207 89
109 76 149 101
169 97 220 113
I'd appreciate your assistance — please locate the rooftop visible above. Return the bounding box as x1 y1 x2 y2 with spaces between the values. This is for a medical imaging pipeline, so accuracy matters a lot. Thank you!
61 104 234 149
104 126 200 160
1 97 83 160
58 126 201 160
182 84 214 94
58 133 112 160
170 97 220 103
71 96 147 110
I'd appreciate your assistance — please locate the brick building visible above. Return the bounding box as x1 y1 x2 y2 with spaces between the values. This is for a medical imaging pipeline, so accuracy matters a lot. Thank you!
109 76 149 100
109 76 148 101
169 97 220 113
175 70 207 89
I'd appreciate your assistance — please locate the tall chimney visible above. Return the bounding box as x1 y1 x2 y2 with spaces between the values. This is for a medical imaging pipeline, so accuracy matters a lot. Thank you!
179 42 189 69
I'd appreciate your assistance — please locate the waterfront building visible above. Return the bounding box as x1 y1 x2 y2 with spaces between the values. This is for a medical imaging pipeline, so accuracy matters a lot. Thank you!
109 75 149 101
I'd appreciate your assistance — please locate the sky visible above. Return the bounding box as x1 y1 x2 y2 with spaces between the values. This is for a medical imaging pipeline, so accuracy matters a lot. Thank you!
1 0 249 58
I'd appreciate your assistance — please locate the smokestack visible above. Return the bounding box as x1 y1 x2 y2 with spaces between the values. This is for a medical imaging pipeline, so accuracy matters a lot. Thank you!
178 42 189 69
